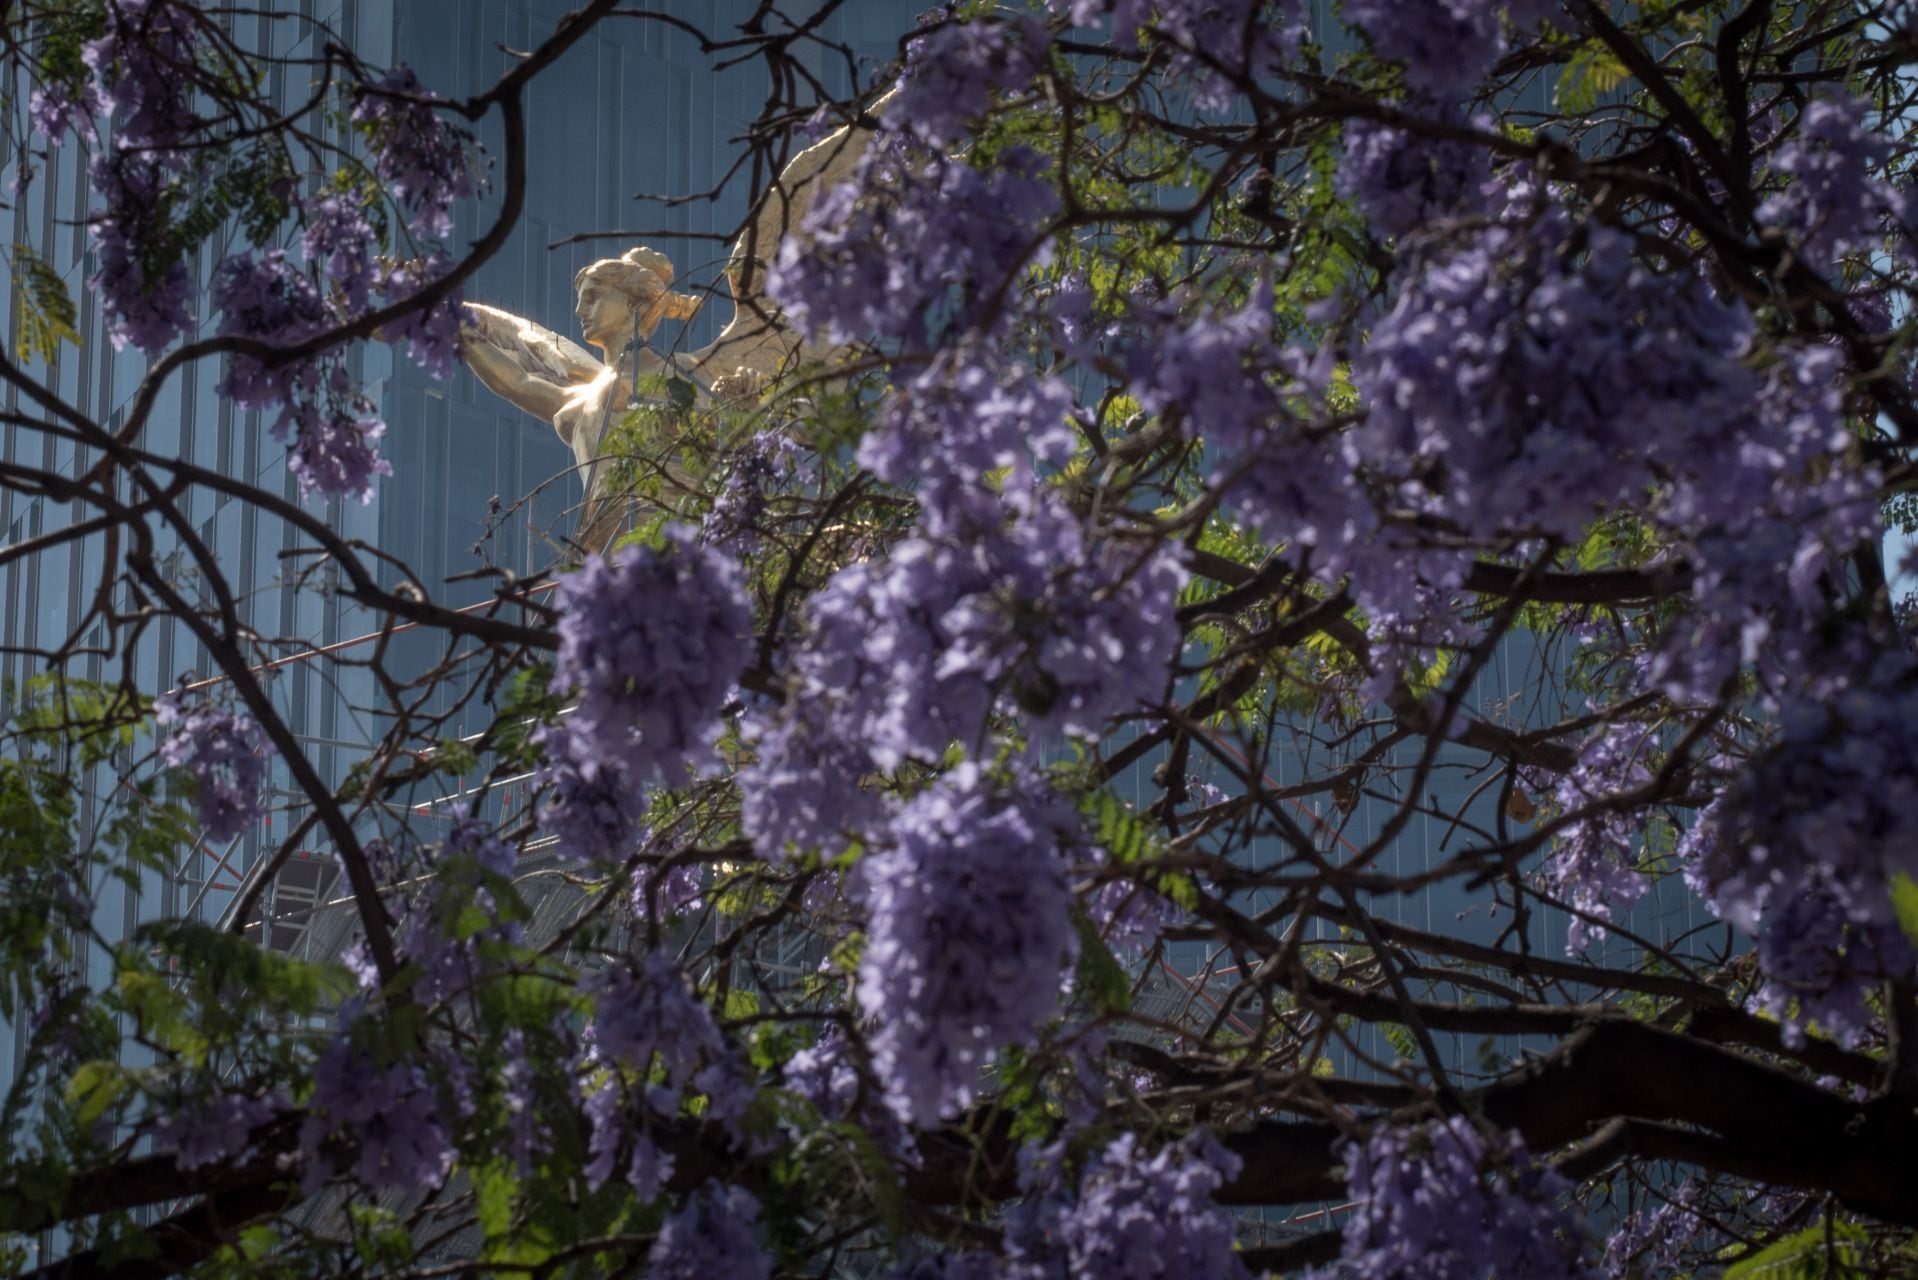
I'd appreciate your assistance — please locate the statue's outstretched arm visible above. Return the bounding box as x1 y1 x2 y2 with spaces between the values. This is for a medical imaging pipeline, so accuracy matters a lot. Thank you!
460 326 569 424
458 303 604 435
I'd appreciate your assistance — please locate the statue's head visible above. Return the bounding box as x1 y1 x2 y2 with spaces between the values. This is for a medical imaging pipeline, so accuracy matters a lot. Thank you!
574 247 701 350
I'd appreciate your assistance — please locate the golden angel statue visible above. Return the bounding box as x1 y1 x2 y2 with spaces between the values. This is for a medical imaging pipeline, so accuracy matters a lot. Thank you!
456 108 877 552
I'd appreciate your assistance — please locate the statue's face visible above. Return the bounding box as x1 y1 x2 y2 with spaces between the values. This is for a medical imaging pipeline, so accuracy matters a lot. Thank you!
575 272 638 350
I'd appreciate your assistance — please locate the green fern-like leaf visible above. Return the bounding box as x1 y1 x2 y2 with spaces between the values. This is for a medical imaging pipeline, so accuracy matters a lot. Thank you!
8 244 81 365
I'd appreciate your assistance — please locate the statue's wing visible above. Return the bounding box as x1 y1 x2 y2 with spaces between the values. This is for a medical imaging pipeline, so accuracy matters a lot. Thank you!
463 302 602 387
689 95 891 382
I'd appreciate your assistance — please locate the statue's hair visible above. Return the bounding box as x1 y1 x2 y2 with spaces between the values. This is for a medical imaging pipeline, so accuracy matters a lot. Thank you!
575 247 701 321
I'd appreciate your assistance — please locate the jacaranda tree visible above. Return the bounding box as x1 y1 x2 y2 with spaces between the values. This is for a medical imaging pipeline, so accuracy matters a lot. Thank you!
2 0 1916 1276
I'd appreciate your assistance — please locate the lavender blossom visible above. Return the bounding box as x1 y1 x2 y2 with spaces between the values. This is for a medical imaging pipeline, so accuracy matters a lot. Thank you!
151 1091 282 1170
536 725 645 868
784 1030 913 1158
301 194 378 312
741 488 1184 861
1343 0 1556 99
888 14 1050 147
702 431 800 555
589 952 727 1090
376 252 467 380
299 1039 454 1193
1053 1132 1248 1280
769 138 1058 349
89 154 197 355
29 82 102 141
630 858 705 921
862 355 1077 531
739 703 887 861
1338 115 1491 239
83 0 201 153
1330 1116 1595 1278
1757 95 1903 272
581 1080 674 1194
547 528 753 789
351 65 476 240
155 693 266 844
212 250 328 407
1351 217 1761 549
646 1184 772 1280
857 766 1076 1122
1681 653 1918 1048
1537 726 1659 953
581 955 750 1197
212 251 393 501
784 1032 862 1122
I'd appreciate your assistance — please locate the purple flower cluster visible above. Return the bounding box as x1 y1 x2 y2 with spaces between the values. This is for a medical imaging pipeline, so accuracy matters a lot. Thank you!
71 2 206 354
741 490 1183 860
89 153 198 355
1343 0 1556 99
1338 115 1491 239
1601 1182 1713 1280
154 692 266 844
1329 1116 1594 1279
589 952 727 1086
1126 283 1371 592
210 248 394 501
784 1030 915 1159
856 766 1076 1122
768 138 1058 349
1050 0 1303 110
536 726 645 868
582 1080 673 1197
299 1038 454 1193
544 528 753 790
151 1090 282 1170
213 250 329 403
784 1032 861 1120
630 857 705 922
888 14 1050 147
863 355 1078 530
63 42 470 435
739 706 887 861
350 65 476 240
28 81 102 142
1537 725 1659 953
1012 1132 1249 1280
395 821 525 1007
582 952 750 1195
301 195 377 310
269 393 388 497
645 1184 772 1280
1681 654 1918 1047
1757 95 1908 272
1351 217 1757 548
703 431 801 556
82 0 201 151
499 1029 547 1171
376 252 467 381
1653 344 1881 702
1085 873 1179 949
